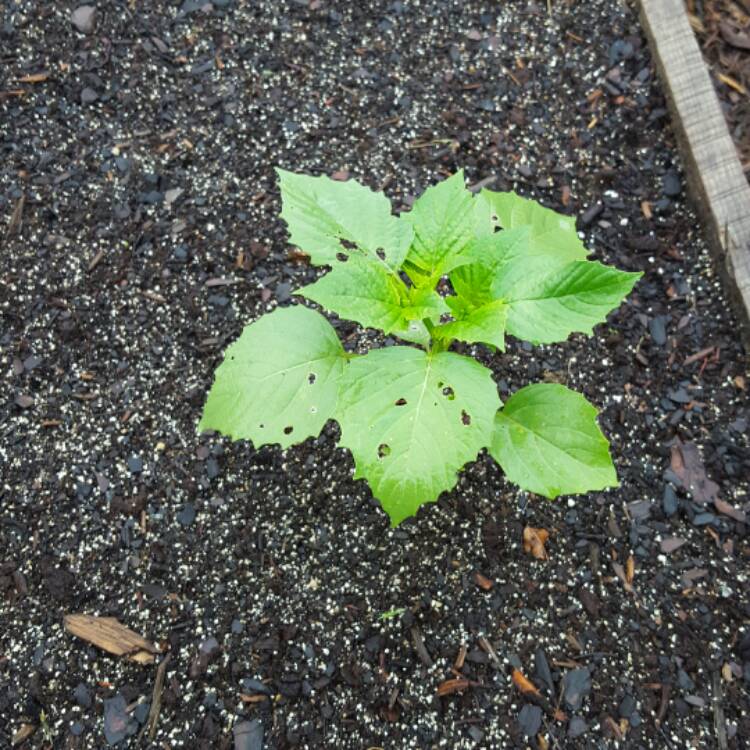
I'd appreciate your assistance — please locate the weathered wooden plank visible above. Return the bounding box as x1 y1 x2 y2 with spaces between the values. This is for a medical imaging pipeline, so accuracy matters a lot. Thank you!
639 0 750 345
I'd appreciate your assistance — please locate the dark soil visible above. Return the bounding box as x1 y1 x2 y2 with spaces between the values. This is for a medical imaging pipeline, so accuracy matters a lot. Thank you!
1 1 749 748
688 0 750 182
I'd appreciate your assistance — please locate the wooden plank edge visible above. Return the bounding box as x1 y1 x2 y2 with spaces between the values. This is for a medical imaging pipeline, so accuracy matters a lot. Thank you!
638 0 750 351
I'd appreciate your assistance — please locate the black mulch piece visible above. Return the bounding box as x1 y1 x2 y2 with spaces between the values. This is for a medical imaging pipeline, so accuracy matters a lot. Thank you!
688 0 750 182
1 1 749 748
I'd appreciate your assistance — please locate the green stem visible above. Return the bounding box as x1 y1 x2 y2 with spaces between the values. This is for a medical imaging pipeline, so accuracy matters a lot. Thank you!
424 319 451 354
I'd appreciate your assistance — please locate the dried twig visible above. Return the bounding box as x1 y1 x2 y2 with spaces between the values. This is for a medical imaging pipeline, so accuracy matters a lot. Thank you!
410 626 433 667
140 654 172 741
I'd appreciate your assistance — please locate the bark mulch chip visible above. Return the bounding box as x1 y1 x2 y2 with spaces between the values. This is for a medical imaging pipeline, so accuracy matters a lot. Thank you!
1 0 749 748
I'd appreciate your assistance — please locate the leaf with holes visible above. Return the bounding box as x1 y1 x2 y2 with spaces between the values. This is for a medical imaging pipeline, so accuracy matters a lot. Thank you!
199 306 347 449
298 254 448 337
481 189 588 262
490 383 617 498
335 346 500 525
277 168 412 270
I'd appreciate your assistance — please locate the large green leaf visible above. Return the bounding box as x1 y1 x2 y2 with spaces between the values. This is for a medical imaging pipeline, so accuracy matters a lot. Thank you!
199 306 347 449
481 190 588 262
298 255 448 336
403 170 478 282
277 169 413 270
502 260 641 344
490 383 617 497
336 346 500 525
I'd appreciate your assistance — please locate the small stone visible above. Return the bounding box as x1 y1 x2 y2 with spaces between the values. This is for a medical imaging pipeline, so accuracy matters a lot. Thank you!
663 171 682 197
517 704 542 737
74 682 91 708
71 5 96 33
649 316 667 346
619 694 636 718
233 719 263 750
80 87 98 105
127 455 143 474
177 503 196 526
134 702 150 724
692 512 716 526
661 536 686 553
662 485 678 516
568 716 588 738
562 668 592 711
580 203 603 226
103 695 138 745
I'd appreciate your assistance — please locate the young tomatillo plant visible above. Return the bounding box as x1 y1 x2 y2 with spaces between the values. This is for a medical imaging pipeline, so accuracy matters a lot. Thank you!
199 170 641 525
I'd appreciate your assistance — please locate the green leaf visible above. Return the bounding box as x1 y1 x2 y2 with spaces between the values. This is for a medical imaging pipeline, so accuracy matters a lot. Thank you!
435 299 508 350
435 229 528 350
199 306 347 449
403 170 478 282
503 260 642 344
298 255 447 336
277 168 413 270
481 189 588 262
490 383 617 497
336 346 500 525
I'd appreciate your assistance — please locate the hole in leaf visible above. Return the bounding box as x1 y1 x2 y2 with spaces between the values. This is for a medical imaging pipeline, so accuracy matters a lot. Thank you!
284 426 294 435
376 248 386 260
259 424 264 429
308 372 316 384
442 386 455 400
336 251 349 262
493 225 501 233
491 214 498 222
394 398 407 406
461 410 471 426
310 406 317 414
437 381 444 388
377 443 391 458
340 238 357 250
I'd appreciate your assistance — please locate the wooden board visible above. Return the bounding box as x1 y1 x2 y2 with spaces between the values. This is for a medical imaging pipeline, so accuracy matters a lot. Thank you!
639 0 750 347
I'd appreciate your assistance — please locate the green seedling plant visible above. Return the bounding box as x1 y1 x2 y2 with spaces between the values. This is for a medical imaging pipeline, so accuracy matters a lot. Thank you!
200 169 641 525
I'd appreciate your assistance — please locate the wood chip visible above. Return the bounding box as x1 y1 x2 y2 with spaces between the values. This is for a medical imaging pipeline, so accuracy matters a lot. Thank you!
454 643 467 670
239 693 268 703
18 72 49 83
64 614 159 664
713 497 747 523
12 724 35 746
512 668 541 696
6 194 24 238
523 526 549 560
625 554 635 585
437 678 470 696
473 571 494 590
410 625 433 667
717 72 747 95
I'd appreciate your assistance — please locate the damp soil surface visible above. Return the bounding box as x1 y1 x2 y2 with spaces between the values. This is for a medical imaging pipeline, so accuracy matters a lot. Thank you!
1 1 750 748
687 0 750 183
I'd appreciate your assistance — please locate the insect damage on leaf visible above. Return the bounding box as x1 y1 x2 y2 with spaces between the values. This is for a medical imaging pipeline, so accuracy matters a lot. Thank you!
199 169 641 525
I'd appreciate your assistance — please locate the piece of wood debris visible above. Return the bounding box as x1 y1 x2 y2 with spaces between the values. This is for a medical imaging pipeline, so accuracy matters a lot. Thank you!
512 668 541 696
12 724 35 746
410 625 433 667
437 678 471 696
523 526 550 560
64 614 160 664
